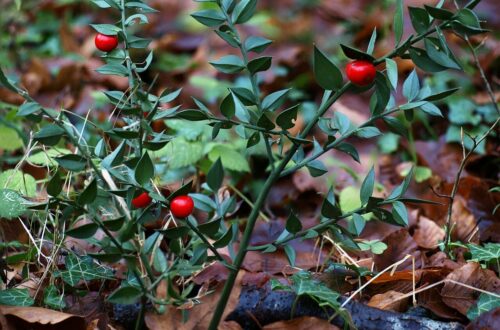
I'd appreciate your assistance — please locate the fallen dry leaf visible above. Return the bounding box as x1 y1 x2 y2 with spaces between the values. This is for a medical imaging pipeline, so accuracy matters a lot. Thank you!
0 305 85 330
262 316 340 330
411 212 445 249
367 290 409 312
441 262 500 315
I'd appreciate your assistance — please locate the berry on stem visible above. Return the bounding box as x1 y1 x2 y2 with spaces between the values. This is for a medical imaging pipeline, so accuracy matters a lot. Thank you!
170 195 194 218
95 33 119 52
345 60 376 86
132 192 152 209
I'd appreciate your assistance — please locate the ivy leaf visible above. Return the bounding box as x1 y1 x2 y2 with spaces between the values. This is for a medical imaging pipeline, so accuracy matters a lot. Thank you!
467 243 500 263
0 289 34 306
0 169 36 197
313 46 343 90
467 293 500 320
56 255 113 287
208 145 250 172
0 189 28 219
0 125 23 151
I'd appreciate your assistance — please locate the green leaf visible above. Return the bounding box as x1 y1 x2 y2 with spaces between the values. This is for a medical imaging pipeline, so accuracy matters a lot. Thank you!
424 5 454 20
332 111 352 135
414 166 433 183
43 285 65 309
247 56 272 74
409 47 447 72
66 223 98 239
17 102 42 116
424 38 461 70
356 126 381 139
321 187 342 218
367 28 377 55
394 0 404 45
191 9 226 27
0 125 22 151
135 152 154 185
0 66 19 93
385 58 398 90
306 160 328 177
56 154 87 172
208 145 250 172
285 212 302 234
392 201 408 226
276 104 299 130
313 46 343 90
207 158 224 191
0 289 34 306
33 124 66 146
360 167 375 205
257 113 275 130
387 167 414 200
284 244 296 267
467 243 500 263
174 109 210 121
409 7 430 34
335 143 360 163
423 88 459 101
420 103 443 117
467 293 500 320
96 63 128 76
0 189 28 219
107 286 142 305
77 178 98 205
160 138 203 169
56 255 113 287
349 213 366 235
262 89 290 112
47 170 63 197
402 69 420 102
125 1 158 13
232 0 257 24
210 55 245 74
245 36 272 53
90 24 121 35
0 169 36 197
340 44 375 61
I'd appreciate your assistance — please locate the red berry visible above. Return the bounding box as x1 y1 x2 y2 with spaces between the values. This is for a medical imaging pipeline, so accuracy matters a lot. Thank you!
95 33 119 52
345 60 376 86
170 195 194 218
132 192 152 208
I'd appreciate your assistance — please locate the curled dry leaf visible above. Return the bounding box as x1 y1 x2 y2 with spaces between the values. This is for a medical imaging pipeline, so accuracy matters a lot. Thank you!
450 197 479 244
411 212 445 249
262 316 340 330
441 262 500 316
367 290 409 313
0 305 85 330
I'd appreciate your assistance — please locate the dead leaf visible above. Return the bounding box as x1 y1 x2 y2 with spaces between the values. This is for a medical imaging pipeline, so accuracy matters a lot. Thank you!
441 262 500 315
367 290 409 312
374 229 423 271
0 305 85 329
263 316 340 330
411 213 445 249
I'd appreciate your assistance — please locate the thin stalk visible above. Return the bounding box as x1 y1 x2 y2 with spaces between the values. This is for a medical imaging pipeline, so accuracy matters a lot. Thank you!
208 84 351 329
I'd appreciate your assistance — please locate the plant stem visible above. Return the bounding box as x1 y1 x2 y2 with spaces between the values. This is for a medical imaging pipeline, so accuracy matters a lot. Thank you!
208 84 351 329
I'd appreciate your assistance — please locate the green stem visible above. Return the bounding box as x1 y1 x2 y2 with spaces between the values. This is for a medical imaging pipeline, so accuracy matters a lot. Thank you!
208 84 350 329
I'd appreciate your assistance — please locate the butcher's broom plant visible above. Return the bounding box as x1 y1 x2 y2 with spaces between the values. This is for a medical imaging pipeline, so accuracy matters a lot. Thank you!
0 0 491 329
